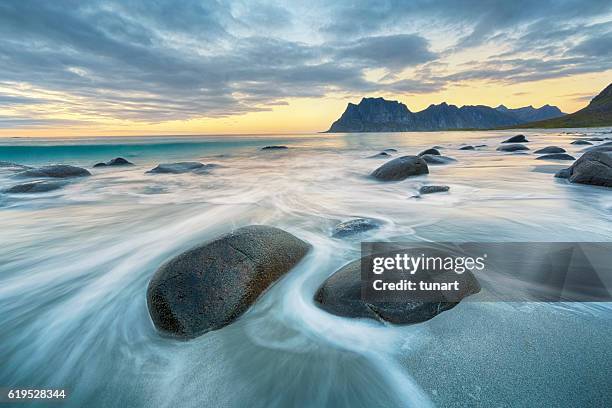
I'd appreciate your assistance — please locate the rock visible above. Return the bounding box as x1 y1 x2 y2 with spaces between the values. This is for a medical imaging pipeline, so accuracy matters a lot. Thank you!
534 146 566 154
475 144 487 148
459 145 475 150
371 156 428 181
314 256 480 324
146 162 215 174
0 161 31 171
496 144 530 152
383 148 397 152
18 165 91 178
332 218 382 238
588 137 605 141
420 154 456 165
502 134 529 143
261 145 288 150
93 157 133 167
535 153 575 161
147 225 310 339
554 149 612 187
571 140 592 145
4 180 66 193
418 148 441 156
419 185 450 194
368 152 391 158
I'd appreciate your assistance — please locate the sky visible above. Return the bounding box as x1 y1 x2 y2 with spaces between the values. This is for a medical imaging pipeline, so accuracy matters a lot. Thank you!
0 0 611 137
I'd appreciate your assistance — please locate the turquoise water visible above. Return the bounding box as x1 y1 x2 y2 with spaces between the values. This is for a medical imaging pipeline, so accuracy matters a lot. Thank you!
1 129 611 407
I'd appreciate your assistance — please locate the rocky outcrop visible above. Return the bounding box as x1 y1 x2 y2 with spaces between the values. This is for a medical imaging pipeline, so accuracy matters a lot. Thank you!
371 156 428 181
93 157 133 167
18 165 91 178
314 256 480 324
147 225 311 339
4 180 66 193
502 134 529 143
496 144 529 152
535 153 575 161
331 218 382 238
555 146 612 187
534 146 566 154
146 162 216 174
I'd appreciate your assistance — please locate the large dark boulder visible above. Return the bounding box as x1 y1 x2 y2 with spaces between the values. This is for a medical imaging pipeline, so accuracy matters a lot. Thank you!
332 218 382 238
535 153 575 161
371 156 428 181
555 148 612 187
420 154 456 165
146 162 215 174
496 144 529 152
147 225 310 339
314 257 480 324
502 134 529 143
93 157 133 167
4 181 66 193
18 165 91 178
534 146 566 154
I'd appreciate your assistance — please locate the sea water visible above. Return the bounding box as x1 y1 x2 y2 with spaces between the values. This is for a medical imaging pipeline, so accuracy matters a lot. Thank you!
1 129 611 407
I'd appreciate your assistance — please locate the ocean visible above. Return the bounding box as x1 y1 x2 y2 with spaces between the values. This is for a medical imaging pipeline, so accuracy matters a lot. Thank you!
1 129 611 407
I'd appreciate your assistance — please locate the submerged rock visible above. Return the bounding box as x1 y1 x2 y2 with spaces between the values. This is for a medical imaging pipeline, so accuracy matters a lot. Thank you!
588 137 605 141
368 152 391 158
419 185 450 194
535 153 575 161
371 156 428 181
314 256 480 324
4 180 66 193
420 154 456 165
93 157 133 167
147 225 310 339
146 162 215 174
502 134 529 143
261 145 288 150
332 218 382 238
554 148 612 187
571 140 592 145
418 148 441 156
496 144 529 152
534 146 566 154
459 145 475 150
19 165 91 178
0 161 31 171
383 148 398 152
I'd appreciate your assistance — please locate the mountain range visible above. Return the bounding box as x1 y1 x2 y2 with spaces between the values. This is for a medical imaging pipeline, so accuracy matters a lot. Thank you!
327 98 565 132
515 83 612 129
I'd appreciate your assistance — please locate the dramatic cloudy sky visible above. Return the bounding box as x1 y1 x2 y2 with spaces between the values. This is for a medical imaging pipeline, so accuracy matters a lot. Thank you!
1 0 611 136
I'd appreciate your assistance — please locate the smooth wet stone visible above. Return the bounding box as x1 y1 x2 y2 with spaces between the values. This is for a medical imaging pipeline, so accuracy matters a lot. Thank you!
383 148 398 152
261 145 288 150
475 144 487 148
459 145 475 150
571 140 592 145
535 153 575 161
555 149 612 187
146 162 215 174
4 180 66 193
420 154 456 165
588 137 605 141
147 225 311 339
534 146 566 154
419 185 450 194
368 152 391 158
93 157 133 167
332 218 382 238
371 156 428 181
314 257 480 324
496 144 530 152
19 165 91 178
502 134 529 143
418 148 441 156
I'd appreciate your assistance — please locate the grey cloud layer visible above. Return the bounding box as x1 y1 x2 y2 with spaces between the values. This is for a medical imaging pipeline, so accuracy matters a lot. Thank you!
0 0 610 126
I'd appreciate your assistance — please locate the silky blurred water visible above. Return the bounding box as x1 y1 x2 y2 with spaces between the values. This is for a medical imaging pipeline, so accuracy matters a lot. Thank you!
1 129 611 407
